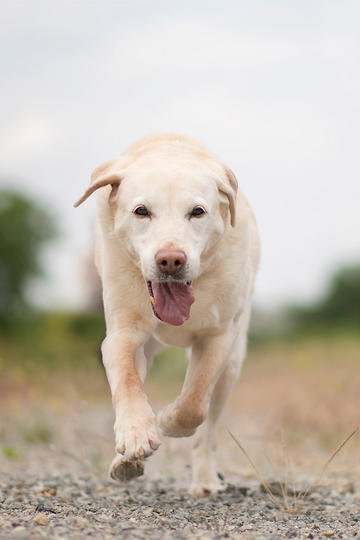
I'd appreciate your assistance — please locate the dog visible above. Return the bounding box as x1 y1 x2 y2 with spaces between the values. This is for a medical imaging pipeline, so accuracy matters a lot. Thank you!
74 134 260 496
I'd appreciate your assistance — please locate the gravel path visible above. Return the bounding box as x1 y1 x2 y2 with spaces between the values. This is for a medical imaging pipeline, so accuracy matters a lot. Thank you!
1 472 359 539
1 358 360 540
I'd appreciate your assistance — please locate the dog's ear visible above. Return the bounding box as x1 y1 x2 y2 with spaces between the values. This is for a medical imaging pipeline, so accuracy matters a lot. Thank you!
73 159 123 208
217 166 238 227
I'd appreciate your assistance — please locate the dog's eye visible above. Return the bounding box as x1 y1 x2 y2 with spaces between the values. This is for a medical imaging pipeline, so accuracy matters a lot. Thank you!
190 206 206 218
133 205 150 217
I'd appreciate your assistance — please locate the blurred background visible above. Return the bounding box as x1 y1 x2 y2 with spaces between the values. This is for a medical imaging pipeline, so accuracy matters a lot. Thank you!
0 1 359 486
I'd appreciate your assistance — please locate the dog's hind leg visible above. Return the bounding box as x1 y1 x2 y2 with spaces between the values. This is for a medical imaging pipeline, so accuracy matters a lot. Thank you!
188 352 243 497
188 309 251 497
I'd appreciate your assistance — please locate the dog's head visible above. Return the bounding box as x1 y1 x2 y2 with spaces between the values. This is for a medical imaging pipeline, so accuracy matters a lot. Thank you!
75 152 237 326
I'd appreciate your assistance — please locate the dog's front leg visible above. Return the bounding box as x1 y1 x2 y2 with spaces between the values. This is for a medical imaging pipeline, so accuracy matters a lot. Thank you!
102 332 160 481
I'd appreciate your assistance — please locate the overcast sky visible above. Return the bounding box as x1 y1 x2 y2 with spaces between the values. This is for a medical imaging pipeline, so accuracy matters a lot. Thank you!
1 0 359 309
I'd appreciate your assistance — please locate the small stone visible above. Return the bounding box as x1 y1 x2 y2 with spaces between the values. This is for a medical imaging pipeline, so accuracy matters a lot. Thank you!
74 516 88 528
0 519 12 527
240 525 253 531
12 526 26 535
321 532 336 537
41 486 57 496
339 482 355 494
33 513 48 526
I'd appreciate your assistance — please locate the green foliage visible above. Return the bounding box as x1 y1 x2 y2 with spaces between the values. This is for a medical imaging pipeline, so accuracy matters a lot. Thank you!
0 311 105 374
288 263 360 334
0 310 187 384
1 445 19 460
0 188 58 321
317 265 360 324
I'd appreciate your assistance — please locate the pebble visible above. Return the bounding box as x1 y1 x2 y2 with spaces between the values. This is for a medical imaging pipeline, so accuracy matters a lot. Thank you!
12 526 27 535
74 516 89 528
0 472 359 539
33 513 49 525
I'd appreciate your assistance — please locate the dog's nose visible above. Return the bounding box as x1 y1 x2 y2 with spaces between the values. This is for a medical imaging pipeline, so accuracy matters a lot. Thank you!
155 249 187 275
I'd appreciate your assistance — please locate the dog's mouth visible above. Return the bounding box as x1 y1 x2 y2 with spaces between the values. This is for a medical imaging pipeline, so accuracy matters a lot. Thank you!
147 280 195 326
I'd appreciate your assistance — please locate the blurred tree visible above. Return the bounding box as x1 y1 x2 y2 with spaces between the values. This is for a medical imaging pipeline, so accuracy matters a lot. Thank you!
289 263 360 331
316 265 360 325
0 188 57 321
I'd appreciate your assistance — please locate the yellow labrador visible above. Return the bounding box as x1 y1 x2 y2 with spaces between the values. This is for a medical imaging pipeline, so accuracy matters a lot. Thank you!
74 134 260 496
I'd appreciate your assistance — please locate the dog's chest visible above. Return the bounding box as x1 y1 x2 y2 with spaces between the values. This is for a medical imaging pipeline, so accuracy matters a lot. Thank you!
153 325 194 348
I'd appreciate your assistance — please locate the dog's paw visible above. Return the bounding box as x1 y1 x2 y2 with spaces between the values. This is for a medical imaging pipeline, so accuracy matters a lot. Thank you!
109 454 144 482
114 411 160 461
157 403 203 438
188 481 226 498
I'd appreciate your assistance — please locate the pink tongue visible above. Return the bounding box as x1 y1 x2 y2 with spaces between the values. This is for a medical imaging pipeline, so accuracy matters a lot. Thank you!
151 281 195 326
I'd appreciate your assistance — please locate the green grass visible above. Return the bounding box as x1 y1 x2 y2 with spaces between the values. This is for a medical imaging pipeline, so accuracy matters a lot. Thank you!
21 418 54 445
1 310 359 383
1 313 359 472
0 311 105 375
1 445 19 460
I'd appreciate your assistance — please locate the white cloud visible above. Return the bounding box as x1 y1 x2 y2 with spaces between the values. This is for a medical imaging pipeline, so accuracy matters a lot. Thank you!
101 18 359 81
1 2 360 309
0 115 58 162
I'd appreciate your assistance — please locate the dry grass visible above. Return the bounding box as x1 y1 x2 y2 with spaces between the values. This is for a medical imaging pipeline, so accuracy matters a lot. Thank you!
228 426 359 513
1 334 359 489
227 335 360 452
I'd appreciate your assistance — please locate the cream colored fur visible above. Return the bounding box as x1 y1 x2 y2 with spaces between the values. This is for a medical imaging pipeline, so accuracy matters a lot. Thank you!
75 134 260 497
